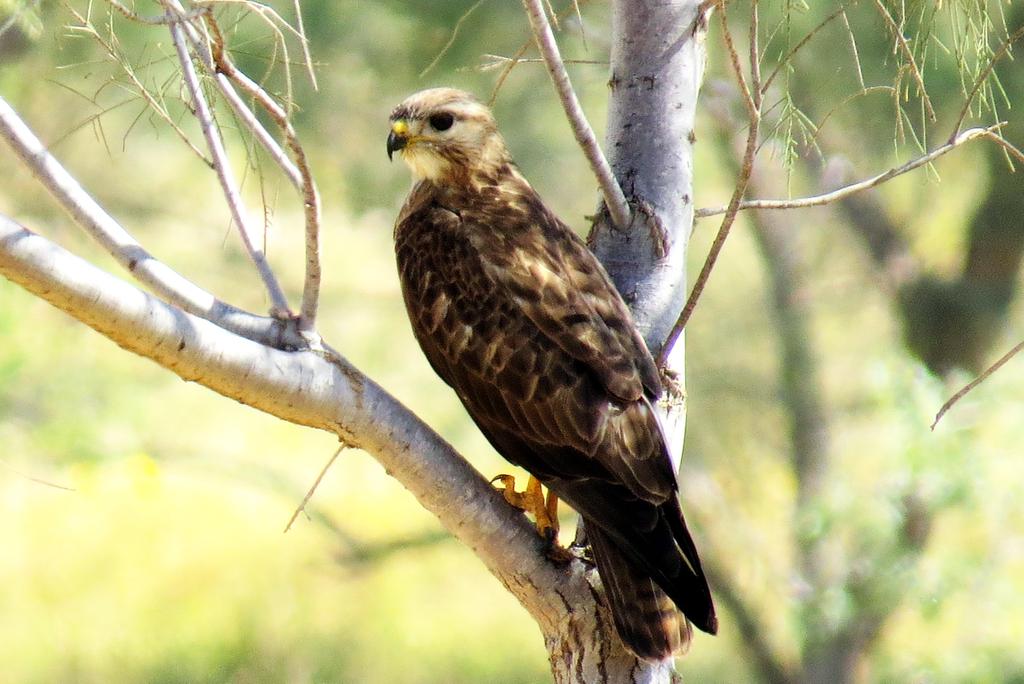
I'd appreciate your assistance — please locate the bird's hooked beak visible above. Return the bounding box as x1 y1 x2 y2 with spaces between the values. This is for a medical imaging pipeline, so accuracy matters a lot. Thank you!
387 119 409 161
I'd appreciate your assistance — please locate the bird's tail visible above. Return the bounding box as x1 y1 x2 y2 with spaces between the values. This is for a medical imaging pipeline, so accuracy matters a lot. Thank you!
587 523 693 660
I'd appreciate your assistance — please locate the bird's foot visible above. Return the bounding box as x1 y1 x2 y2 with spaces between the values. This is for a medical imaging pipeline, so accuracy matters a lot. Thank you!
490 474 570 565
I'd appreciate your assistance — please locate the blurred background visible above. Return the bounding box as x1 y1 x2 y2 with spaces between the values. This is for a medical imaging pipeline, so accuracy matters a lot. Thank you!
1 1 1022 682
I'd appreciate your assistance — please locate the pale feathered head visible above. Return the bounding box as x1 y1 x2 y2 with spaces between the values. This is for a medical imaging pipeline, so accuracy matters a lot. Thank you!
387 88 511 182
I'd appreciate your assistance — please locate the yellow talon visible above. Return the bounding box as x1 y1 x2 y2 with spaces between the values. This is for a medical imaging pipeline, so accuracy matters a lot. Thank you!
491 474 568 563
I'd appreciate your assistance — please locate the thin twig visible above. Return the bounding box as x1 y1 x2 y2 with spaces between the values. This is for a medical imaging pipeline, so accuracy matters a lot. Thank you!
477 54 606 71
487 0 591 104
984 132 1024 166
872 0 936 122
841 8 865 91
67 4 211 164
951 23 1024 138
521 0 630 230
659 1 761 366
170 2 321 330
284 443 346 533
809 85 895 146
421 0 490 78
488 41 531 104
932 339 1024 430
107 0 200 24
113 0 319 325
196 0 308 116
0 459 76 491
760 1 853 95
0 96 293 346
290 0 318 91
215 69 303 189
695 125 1010 218
148 3 305 189
205 15 323 331
167 13 292 316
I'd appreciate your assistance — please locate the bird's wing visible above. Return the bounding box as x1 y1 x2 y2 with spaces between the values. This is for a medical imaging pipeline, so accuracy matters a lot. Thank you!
395 195 673 501
395 194 717 650
467 195 662 403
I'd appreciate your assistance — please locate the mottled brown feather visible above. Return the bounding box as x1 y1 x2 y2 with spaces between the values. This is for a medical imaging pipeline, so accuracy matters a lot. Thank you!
390 88 716 660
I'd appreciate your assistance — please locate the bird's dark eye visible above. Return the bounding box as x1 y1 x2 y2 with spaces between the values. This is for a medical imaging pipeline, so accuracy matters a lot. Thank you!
429 112 455 131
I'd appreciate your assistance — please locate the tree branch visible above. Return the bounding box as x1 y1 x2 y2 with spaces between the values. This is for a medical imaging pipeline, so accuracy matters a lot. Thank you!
200 9 324 332
86 1 324 332
0 95 295 347
932 338 1024 429
0 214 577 632
0 214 657 682
522 0 631 230
166 14 292 317
695 125 1012 218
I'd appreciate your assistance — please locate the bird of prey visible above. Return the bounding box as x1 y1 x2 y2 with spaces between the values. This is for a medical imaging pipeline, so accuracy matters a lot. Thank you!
387 87 717 660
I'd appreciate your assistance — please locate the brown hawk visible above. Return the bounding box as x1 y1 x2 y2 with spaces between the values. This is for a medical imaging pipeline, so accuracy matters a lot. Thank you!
387 88 717 660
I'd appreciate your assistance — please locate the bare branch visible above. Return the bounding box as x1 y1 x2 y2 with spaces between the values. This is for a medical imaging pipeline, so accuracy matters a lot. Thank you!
160 3 305 190
150 3 311 185
212 66 304 189
284 443 345 533
139 2 322 330
0 212 658 681
154 0 323 330
166 15 292 316
106 0 202 24
932 338 1024 430
203 14 323 331
0 95 294 346
192 0 311 113
694 125 1009 218
0 215 569 623
521 0 631 230
477 54 606 71
487 40 532 104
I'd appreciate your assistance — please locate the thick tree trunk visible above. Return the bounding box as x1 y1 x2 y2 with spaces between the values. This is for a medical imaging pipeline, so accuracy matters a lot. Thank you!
542 1 708 682
590 0 706 470
591 0 704 356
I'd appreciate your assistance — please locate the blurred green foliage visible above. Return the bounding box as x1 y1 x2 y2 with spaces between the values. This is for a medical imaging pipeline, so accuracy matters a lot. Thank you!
1 1 1023 682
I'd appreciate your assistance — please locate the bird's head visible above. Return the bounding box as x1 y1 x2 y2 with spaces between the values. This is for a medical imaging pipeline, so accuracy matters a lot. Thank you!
387 88 509 183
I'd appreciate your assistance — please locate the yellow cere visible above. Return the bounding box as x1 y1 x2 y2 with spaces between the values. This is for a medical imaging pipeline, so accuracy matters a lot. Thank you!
391 119 409 136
